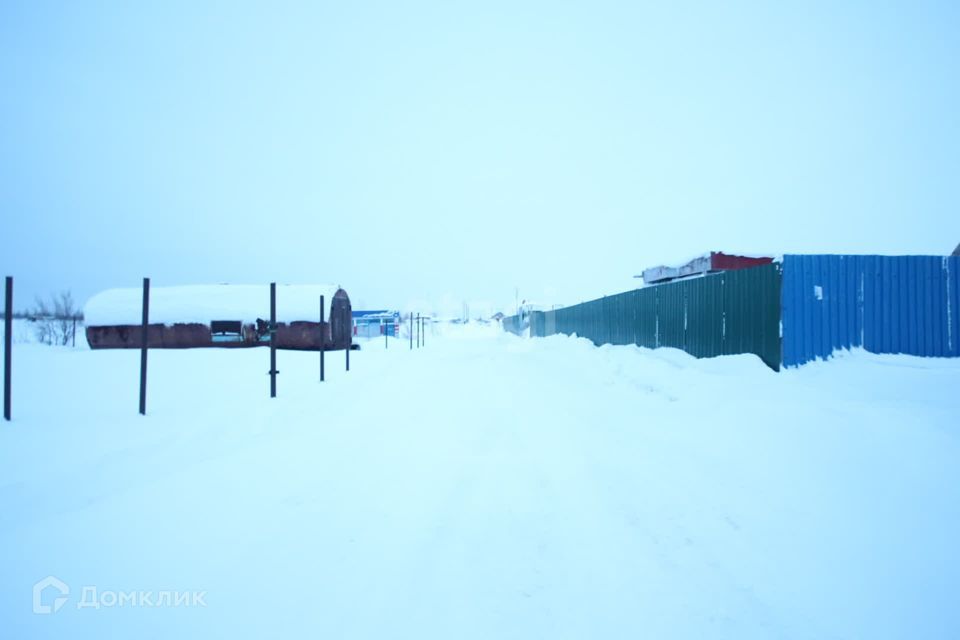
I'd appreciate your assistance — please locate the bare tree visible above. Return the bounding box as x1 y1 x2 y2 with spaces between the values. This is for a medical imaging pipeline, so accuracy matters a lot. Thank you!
31 297 54 345
32 291 80 346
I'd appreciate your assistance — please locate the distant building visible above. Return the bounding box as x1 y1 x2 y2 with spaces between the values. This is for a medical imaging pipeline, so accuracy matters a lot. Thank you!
952 243 960 257
352 310 401 339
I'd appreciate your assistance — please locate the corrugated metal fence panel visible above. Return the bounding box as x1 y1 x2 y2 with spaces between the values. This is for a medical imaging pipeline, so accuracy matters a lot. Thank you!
943 257 955 353
502 314 523 336
612 293 628 345
721 264 782 370
782 255 960 366
598 297 613 346
636 288 658 348
544 310 556 336
611 292 635 346
595 297 610 345
783 255 856 366
860 255 883 355
685 275 724 358
780 256 802 366
573 300 593 344
602 297 616 345
529 311 546 338
657 279 686 351
951 257 960 357
865 255 955 357
555 306 570 337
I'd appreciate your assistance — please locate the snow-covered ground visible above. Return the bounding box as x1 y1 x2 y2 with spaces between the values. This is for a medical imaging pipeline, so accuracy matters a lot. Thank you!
1 324 958 638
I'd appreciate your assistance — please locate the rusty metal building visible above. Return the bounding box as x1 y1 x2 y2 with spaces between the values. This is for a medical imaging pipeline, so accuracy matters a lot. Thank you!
84 284 352 350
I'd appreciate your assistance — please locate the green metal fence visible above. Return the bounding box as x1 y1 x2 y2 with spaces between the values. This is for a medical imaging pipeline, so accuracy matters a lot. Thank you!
525 264 782 370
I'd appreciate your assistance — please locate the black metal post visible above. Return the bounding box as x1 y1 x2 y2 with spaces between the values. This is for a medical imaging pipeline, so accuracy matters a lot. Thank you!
71 317 76 348
422 315 426 347
346 339 350 371
319 295 325 382
409 312 413 350
384 318 388 349
139 277 149 416
270 283 277 398
416 314 420 348
4 276 12 421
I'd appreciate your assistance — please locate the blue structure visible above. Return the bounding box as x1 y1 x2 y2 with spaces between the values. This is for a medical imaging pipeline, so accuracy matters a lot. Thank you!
352 310 401 338
782 255 960 367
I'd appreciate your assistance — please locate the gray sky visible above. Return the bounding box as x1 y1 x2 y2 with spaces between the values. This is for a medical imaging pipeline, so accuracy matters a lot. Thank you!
2 1 958 315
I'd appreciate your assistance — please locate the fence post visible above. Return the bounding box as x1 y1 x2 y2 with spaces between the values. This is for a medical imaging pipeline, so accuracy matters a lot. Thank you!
139 277 149 416
270 283 277 398
4 276 11 421
385 318 388 349
409 312 413 350
346 337 350 371
423 315 426 347
319 295 325 382
416 314 420 348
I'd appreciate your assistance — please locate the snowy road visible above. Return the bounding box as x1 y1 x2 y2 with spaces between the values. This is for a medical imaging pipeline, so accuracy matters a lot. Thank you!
2 325 959 638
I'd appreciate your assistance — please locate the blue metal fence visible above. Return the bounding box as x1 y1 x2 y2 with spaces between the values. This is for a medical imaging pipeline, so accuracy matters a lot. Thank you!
782 255 960 367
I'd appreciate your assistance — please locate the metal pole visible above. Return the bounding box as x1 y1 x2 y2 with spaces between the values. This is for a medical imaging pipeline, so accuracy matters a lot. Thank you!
4 276 12 421
270 283 277 398
409 312 413 350
346 338 350 371
139 277 149 415
319 295 325 382
71 317 76 348
423 315 426 347
416 314 420 348
385 318 388 349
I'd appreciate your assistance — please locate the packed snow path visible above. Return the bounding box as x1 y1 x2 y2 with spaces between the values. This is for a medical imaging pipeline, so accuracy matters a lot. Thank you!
2 324 959 638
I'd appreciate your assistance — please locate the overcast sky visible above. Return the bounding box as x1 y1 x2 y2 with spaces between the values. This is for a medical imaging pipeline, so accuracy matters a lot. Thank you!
2 1 958 316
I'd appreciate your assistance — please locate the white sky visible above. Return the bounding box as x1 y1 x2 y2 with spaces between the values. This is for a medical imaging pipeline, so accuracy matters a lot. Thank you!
2 1 958 316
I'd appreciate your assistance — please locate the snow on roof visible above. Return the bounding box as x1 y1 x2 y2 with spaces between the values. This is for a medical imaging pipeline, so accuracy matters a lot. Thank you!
353 311 400 322
84 284 344 326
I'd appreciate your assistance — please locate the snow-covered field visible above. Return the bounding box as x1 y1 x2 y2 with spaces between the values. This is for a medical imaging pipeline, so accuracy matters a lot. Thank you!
2 318 52 345
1 324 958 639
